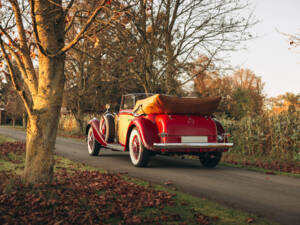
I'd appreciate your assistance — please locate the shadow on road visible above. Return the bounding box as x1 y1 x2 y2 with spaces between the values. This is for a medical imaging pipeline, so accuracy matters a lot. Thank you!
98 150 219 170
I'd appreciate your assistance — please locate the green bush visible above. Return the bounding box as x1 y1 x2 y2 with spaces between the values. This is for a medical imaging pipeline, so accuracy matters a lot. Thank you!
220 110 300 161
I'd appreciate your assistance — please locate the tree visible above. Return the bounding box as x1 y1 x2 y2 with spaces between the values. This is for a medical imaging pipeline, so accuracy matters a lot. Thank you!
0 0 122 183
282 92 300 112
191 56 234 115
286 29 300 48
63 5 144 132
268 92 300 114
3 87 25 126
231 68 264 115
192 64 264 118
230 88 253 119
0 63 26 126
110 0 255 94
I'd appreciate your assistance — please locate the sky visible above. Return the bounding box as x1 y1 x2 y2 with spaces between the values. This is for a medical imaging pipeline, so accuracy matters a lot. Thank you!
229 0 300 98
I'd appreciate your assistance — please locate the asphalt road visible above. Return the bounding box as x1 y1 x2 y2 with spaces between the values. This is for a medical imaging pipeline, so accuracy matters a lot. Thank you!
1 127 300 225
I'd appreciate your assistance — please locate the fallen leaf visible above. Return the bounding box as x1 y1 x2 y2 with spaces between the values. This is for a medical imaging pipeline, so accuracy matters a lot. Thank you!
265 171 275 175
164 181 173 185
247 217 255 223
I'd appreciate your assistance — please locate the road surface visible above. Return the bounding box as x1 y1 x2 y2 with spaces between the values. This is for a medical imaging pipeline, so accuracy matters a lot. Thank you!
0 127 299 225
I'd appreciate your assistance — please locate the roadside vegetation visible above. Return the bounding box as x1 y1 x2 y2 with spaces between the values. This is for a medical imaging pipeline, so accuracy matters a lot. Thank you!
56 109 300 176
0 136 278 225
220 110 300 174
3 107 300 177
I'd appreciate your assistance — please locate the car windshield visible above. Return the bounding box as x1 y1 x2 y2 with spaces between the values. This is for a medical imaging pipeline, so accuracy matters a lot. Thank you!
120 93 155 111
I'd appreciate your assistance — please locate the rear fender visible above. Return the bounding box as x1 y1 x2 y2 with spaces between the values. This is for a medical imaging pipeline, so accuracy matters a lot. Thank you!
87 118 107 146
125 117 160 151
213 118 225 134
213 118 229 152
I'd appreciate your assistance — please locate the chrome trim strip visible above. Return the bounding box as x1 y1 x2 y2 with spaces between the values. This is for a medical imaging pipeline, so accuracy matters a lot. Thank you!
153 143 233 149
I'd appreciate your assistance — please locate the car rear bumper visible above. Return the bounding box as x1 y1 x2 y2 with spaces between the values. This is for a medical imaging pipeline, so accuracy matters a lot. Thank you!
153 142 233 149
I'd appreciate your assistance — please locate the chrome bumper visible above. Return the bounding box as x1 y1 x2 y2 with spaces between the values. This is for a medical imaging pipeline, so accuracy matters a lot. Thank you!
153 142 233 149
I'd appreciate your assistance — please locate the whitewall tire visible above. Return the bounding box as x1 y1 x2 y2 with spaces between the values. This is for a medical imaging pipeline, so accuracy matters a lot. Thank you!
129 128 150 167
87 127 101 156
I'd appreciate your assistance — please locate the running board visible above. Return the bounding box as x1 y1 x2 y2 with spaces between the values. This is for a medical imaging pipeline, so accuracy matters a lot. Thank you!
105 143 124 151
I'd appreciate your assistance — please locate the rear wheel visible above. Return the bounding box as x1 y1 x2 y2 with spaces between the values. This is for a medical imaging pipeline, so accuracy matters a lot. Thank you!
129 128 150 167
199 152 222 168
87 127 101 156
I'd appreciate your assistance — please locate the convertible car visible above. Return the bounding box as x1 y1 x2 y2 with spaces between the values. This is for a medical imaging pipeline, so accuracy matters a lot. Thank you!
86 93 233 168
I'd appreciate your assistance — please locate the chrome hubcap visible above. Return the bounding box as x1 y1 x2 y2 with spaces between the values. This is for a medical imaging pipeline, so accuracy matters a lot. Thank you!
132 135 140 160
88 129 94 152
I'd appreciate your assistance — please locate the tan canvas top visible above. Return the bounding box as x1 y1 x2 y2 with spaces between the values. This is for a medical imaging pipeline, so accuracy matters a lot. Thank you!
133 94 221 115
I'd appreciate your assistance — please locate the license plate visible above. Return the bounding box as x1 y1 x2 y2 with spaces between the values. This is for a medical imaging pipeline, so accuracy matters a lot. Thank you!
181 136 208 143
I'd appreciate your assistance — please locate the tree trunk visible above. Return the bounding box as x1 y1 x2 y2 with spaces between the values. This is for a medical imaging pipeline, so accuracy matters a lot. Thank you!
12 118 15 127
24 114 55 183
22 112 27 128
75 109 85 134
77 117 84 134
24 54 65 183
23 0 65 183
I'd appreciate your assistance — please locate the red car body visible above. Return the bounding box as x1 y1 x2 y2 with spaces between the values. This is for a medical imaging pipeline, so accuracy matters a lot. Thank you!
86 93 233 167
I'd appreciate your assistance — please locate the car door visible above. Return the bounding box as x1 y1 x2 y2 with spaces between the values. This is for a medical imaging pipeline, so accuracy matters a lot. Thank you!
117 95 135 146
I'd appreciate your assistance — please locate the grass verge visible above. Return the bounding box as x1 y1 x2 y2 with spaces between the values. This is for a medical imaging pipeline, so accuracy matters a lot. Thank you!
0 135 16 144
221 153 300 177
0 137 279 225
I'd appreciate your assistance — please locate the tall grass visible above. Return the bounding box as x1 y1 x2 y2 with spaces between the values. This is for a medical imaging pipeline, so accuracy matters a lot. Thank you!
58 113 101 134
221 110 300 161
59 111 300 161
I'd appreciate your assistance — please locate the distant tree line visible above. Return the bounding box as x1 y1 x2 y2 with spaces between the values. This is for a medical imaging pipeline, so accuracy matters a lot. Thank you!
61 0 256 132
0 0 265 183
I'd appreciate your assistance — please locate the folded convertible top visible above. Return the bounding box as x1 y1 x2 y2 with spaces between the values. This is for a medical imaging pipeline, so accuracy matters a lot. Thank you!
133 94 221 115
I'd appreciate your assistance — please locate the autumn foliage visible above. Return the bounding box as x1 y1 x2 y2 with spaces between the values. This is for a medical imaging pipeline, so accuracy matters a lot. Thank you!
1 170 176 225
0 142 223 225
0 141 25 161
223 155 300 174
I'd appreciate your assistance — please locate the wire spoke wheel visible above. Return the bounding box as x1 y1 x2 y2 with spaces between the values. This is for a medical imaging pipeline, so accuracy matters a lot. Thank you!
132 135 140 160
87 127 101 156
129 128 150 167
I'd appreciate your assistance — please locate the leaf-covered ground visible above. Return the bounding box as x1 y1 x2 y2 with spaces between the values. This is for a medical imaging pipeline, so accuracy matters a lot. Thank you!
0 141 278 225
0 142 220 225
222 154 300 175
0 141 25 162
1 170 185 225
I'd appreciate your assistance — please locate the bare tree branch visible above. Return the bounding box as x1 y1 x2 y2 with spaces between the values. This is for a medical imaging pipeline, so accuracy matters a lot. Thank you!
64 10 82 34
9 0 28 50
0 25 22 52
29 0 48 56
0 36 32 116
9 0 38 96
56 0 107 55
64 0 75 17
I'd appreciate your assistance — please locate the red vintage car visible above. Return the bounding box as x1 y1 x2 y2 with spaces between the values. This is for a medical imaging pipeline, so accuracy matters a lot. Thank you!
86 93 233 168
